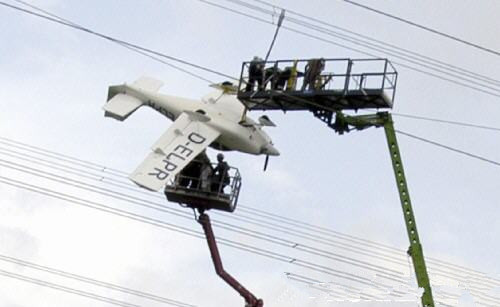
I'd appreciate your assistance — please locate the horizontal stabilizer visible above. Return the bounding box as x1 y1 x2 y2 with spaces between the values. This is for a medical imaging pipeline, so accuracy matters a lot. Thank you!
103 93 142 121
133 77 164 92
103 76 164 121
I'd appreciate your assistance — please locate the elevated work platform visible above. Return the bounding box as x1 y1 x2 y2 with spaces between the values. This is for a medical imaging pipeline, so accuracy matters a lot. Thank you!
237 58 397 112
164 164 241 213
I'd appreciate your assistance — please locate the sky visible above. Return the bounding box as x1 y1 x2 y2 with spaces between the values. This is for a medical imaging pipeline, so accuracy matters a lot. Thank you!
0 0 499 306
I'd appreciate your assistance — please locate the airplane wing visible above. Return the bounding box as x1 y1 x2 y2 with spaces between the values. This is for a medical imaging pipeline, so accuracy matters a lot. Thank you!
129 112 220 191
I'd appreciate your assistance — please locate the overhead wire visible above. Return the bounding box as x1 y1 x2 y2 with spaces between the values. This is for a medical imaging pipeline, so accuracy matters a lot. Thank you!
392 113 500 132
3 0 500 298
4 175 498 306
0 136 498 290
0 143 426 276
224 0 500 94
286 272 458 307
12 0 215 84
0 175 409 290
194 0 500 99
0 157 408 284
1 145 500 302
342 0 500 58
395 129 500 168
249 0 500 87
0 254 196 307
0 1 235 82
5 0 500 132
3 150 496 298
285 273 386 301
0 269 140 307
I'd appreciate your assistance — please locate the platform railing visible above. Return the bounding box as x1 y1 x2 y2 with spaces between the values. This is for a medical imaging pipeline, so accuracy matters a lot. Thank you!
165 164 241 210
238 58 398 103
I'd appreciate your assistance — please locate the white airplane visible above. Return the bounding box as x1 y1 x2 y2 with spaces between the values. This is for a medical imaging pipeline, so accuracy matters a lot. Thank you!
103 77 279 192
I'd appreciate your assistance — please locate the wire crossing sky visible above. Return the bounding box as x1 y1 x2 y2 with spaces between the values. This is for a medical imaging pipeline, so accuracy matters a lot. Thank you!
0 1 235 82
1 1 499 306
3 0 500 137
0 137 498 306
343 0 500 58
197 0 500 99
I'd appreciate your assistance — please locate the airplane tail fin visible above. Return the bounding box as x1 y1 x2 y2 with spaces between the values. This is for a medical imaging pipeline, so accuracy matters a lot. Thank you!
103 77 164 121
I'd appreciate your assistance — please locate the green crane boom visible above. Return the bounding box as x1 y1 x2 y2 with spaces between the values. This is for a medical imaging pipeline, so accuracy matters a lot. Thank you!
334 111 434 307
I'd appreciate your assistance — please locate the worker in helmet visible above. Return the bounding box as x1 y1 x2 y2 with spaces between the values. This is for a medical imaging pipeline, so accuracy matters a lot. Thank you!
246 56 264 92
211 153 230 193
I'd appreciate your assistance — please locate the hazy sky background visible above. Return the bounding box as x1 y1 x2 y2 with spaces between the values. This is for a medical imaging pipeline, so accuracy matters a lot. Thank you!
0 0 499 306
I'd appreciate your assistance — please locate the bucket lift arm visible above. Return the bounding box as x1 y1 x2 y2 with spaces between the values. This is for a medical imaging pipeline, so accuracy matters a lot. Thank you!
198 213 264 307
333 111 435 307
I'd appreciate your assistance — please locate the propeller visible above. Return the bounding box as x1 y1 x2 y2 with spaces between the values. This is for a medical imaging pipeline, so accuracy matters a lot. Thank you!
263 154 269 171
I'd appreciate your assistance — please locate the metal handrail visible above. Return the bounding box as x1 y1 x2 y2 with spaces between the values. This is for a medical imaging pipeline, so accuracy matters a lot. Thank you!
166 164 241 210
239 58 397 98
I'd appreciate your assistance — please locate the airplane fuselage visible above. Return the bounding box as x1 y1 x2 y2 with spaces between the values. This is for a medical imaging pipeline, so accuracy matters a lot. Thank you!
129 85 279 156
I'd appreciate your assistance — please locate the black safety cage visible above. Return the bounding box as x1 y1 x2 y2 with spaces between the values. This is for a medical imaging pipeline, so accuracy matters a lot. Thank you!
164 164 242 213
237 58 397 111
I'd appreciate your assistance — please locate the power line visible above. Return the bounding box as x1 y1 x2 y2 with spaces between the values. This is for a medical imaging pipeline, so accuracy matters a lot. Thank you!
2 145 499 302
0 254 195 307
0 269 139 307
395 129 500 168
286 272 459 307
393 113 500 132
342 0 500 58
0 136 498 289
0 135 497 286
12 0 214 84
7 0 500 116
227 0 500 94
249 0 500 87
195 0 500 99
0 175 407 290
1 152 498 304
3 148 495 294
0 158 407 284
3 0 500 300
0 1 235 82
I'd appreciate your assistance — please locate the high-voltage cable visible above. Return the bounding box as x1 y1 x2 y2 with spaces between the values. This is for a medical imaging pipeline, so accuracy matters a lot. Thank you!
0 254 195 307
0 137 498 290
0 269 139 307
343 0 500 58
0 1 236 82
249 0 500 87
396 130 500 167
224 0 500 93
195 0 500 99
0 175 413 290
1 154 499 303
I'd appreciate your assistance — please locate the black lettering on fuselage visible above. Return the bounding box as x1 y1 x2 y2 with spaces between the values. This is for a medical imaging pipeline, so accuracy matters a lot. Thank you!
146 100 175 121
174 145 193 157
149 168 169 181
188 132 206 144
162 159 177 172
146 119 212 182
166 152 185 162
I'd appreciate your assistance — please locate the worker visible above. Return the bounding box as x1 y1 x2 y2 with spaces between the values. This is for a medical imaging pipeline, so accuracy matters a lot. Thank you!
286 60 299 91
246 56 264 92
178 152 210 189
199 152 213 191
264 65 282 90
301 58 325 91
275 66 293 90
211 153 230 193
